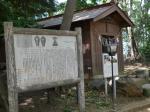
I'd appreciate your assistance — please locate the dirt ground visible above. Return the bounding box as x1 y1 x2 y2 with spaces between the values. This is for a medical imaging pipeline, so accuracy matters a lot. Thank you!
137 107 150 112
124 63 150 75
19 80 149 112
19 63 150 112
0 63 149 112
19 89 149 112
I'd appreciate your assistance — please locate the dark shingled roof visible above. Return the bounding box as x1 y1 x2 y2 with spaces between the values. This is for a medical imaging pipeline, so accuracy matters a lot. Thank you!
38 3 133 28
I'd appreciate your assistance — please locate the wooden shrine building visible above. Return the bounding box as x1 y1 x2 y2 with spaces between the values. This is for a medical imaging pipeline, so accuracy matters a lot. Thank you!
38 2 133 79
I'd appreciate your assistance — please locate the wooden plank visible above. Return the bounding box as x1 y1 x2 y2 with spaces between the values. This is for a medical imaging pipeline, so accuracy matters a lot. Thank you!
94 5 134 27
4 23 85 112
90 20 122 76
93 5 115 22
90 21 103 75
14 27 78 36
72 21 93 78
117 29 124 73
76 28 85 112
114 6 134 27
18 78 80 93
4 22 18 112
90 22 97 75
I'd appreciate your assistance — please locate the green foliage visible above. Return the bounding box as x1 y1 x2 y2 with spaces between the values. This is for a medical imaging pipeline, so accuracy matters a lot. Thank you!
118 0 150 58
0 0 57 35
132 1 150 46
56 0 106 14
140 39 150 62
56 2 66 14
10 0 56 17
96 101 110 109
76 0 106 10
0 0 12 34
63 106 72 112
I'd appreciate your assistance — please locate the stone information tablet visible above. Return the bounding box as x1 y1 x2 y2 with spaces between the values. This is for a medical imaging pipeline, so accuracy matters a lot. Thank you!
14 34 78 89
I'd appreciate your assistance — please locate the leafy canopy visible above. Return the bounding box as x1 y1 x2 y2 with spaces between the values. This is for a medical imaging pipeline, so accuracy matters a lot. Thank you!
0 0 57 35
56 0 108 14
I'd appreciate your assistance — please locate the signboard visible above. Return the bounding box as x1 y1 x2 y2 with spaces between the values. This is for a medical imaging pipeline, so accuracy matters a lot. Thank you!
14 34 78 90
4 22 85 112
102 53 118 78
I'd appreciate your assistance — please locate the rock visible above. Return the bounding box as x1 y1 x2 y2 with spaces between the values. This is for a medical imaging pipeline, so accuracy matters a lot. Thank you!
142 84 150 97
116 78 143 97
89 79 105 90
135 68 149 79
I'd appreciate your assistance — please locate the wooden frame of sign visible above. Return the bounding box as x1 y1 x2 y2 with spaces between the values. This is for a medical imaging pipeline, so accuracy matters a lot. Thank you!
4 22 85 112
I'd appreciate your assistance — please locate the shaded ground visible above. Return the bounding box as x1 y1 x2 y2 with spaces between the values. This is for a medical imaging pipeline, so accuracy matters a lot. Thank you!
0 63 149 112
137 107 150 112
19 63 150 112
19 88 149 112
124 63 150 75
19 89 112 112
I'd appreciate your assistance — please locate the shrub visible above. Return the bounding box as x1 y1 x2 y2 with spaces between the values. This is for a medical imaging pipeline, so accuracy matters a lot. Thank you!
140 39 150 62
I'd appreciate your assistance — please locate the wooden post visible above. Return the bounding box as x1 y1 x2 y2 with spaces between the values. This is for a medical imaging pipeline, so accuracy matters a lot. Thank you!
4 22 18 112
105 78 108 97
90 23 97 76
76 27 85 112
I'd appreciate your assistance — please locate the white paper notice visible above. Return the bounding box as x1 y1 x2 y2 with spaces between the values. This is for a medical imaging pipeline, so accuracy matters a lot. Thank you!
102 53 118 78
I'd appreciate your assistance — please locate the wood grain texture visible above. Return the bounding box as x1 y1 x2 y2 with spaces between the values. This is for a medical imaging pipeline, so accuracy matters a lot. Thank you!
90 22 97 76
93 5 134 27
18 78 80 93
4 24 85 112
117 29 124 73
14 27 78 36
4 22 18 112
90 19 121 76
76 28 85 112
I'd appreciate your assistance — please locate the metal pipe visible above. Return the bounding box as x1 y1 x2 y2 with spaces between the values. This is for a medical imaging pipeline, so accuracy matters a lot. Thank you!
111 55 116 112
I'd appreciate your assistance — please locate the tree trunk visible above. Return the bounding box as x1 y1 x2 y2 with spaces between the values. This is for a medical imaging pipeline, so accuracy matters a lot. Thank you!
127 27 134 58
131 28 139 59
127 0 139 59
60 0 77 30
129 0 140 59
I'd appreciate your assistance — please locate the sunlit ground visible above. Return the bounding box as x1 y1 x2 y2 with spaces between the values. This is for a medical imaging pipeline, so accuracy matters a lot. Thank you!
137 107 150 112
147 108 150 111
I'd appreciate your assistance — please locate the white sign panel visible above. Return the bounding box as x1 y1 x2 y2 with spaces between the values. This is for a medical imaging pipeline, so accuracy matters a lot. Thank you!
102 53 118 78
14 34 78 89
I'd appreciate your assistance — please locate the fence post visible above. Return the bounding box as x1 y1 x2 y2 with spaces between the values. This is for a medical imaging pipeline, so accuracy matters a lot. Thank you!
76 27 85 112
4 22 18 112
